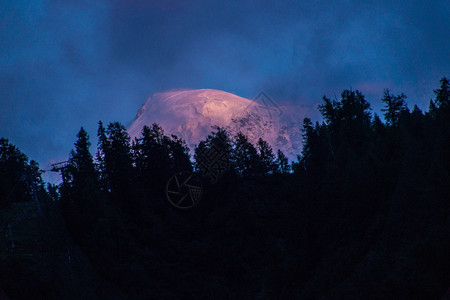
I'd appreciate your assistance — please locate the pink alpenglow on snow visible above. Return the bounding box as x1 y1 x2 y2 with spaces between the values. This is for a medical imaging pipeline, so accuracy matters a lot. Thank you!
128 89 309 160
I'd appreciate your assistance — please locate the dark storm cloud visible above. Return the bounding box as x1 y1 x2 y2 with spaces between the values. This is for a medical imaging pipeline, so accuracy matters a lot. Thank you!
0 0 448 175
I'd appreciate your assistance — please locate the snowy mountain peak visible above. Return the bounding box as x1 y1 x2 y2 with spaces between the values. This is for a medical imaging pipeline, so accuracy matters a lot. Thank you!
128 89 307 160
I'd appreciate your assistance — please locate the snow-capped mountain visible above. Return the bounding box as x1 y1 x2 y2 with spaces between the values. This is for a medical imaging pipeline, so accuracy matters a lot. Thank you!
128 89 308 160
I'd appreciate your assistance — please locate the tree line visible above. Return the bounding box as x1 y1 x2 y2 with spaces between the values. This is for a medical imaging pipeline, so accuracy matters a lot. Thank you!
0 77 449 299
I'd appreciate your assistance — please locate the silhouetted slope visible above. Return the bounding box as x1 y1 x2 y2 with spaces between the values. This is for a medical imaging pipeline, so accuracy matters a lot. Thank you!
1 78 449 299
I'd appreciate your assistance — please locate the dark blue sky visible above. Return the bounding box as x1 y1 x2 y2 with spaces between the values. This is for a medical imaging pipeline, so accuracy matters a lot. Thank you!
1 0 449 172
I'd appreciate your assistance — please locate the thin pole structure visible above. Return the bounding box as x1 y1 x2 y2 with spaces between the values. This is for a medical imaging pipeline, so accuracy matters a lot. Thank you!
8 224 15 249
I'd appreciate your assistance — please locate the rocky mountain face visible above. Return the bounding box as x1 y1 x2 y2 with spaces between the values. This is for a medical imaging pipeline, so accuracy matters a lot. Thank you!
128 89 308 160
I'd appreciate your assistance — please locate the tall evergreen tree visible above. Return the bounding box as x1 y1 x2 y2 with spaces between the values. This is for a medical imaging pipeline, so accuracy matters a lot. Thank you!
318 96 339 127
434 77 450 109
62 127 101 232
339 90 372 147
0 138 31 207
381 89 408 127
428 100 438 120
275 149 290 174
194 127 233 180
165 134 192 173
72 128 96 177
232 132 259 177
256 138 276 175
96 122 135 210
69 127 98 208
299 118 317 172
96 121 109 191
134 124 171 187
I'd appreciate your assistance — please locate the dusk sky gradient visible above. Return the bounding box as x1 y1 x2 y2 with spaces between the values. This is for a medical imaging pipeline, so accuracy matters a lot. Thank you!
0 0 449 174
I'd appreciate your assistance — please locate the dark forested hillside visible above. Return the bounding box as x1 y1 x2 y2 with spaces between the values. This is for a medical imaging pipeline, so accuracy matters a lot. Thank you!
1 78 449 299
